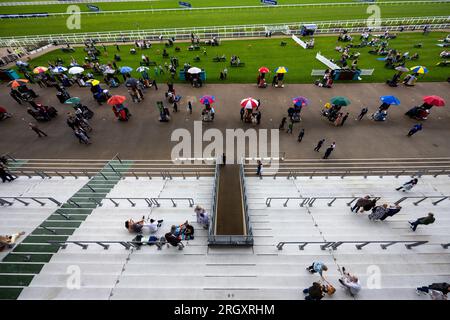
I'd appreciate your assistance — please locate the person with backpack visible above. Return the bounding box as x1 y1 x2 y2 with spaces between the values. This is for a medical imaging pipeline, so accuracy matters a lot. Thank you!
165 225 184 249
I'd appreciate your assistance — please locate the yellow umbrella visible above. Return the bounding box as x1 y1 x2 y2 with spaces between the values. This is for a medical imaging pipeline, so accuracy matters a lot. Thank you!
275 66 288 74
87 79 100 86
33 66 48 74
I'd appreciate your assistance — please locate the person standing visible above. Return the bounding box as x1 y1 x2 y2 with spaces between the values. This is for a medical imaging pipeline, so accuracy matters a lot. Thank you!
116 44 120 52
173 102 178 113
409 213 435 231
256 111 262 125
0 164 15 183
256 160 263 177
334 112 344 126
297 128 305 142
323 142 335 159
240 108 245 122
407 123 423 137
188 101 192 114
340 112 349 126
28 123 47 138
278 117 287 130
357 107 368 120
314 139 325 152
152 79 158 90
287 121 294 134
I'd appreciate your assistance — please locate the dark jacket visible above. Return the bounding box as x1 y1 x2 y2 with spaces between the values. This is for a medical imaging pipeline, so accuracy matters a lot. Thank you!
429 283 450 294
418 216 435 225
308 282 324 300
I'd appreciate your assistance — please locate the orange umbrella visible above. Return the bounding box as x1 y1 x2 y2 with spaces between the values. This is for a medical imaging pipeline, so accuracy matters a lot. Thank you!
8 79 29 89
107 95 126 105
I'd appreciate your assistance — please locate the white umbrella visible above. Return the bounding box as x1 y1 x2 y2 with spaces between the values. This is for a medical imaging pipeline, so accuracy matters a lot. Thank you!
68 66 85 75
188 67 202 74
104 68 116 74
136 66 149 72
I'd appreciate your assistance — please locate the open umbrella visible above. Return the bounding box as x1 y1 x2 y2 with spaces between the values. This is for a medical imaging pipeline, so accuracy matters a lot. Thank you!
104 68 116 75
107 95 126 106
199 95 215 105
411 66 428 74
274 66 288 74
395 66 409 72
258 67 270 73
187 67 202 74
240 97 259 109
136 66 149 73
16 60 28 67
380 95 401 105
8 79 29 89
68 66 84 75
52 66 68 73
292 96 309 107
120 66 133 74
423 95 445 107
33 66 48 74
64 97 81 105
125 78 138 87
87 79 100 86
330 96 351 107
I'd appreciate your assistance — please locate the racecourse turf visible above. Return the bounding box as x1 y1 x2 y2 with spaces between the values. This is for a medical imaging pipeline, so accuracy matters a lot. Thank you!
1 2 449 37
22 32 449 83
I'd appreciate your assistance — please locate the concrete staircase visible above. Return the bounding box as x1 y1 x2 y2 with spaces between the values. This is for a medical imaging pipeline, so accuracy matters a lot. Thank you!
2 164 449 300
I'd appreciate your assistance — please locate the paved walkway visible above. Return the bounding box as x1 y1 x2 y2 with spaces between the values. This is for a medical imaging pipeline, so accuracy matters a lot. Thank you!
0 82 449 160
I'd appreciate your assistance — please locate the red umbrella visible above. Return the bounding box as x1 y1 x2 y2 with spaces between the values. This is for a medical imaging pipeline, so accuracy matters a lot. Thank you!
107 95 126 106
423 95 445 107
240 97 259 109
258 67 270 73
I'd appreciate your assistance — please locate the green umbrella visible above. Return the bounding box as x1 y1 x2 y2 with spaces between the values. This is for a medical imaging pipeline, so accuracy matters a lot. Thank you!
330 96 351 107
64 97 81 105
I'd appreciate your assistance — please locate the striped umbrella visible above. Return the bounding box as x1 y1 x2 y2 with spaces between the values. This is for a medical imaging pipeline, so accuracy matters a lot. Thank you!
240 97 259 109
33 66 48 74
410 66 428 74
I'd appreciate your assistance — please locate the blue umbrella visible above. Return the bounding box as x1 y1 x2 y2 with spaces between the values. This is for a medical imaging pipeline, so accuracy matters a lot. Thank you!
380 95 401 105
120 66 133 74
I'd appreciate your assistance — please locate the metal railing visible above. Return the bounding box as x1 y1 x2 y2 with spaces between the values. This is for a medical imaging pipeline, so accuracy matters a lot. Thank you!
265 196 449 207
0 196 62 206
48 239 184 250
248 168 450 179
276 240 432 250
1 16 448 46
66 197 195 208
239 163 254 244
208 162 220 242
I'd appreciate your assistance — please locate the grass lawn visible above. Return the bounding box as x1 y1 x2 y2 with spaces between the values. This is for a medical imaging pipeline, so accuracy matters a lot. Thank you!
21 32 449 84
1 3 449 37
0 0 438 13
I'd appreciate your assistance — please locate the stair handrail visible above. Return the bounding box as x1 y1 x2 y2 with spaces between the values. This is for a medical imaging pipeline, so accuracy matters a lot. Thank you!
276 240 431 250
